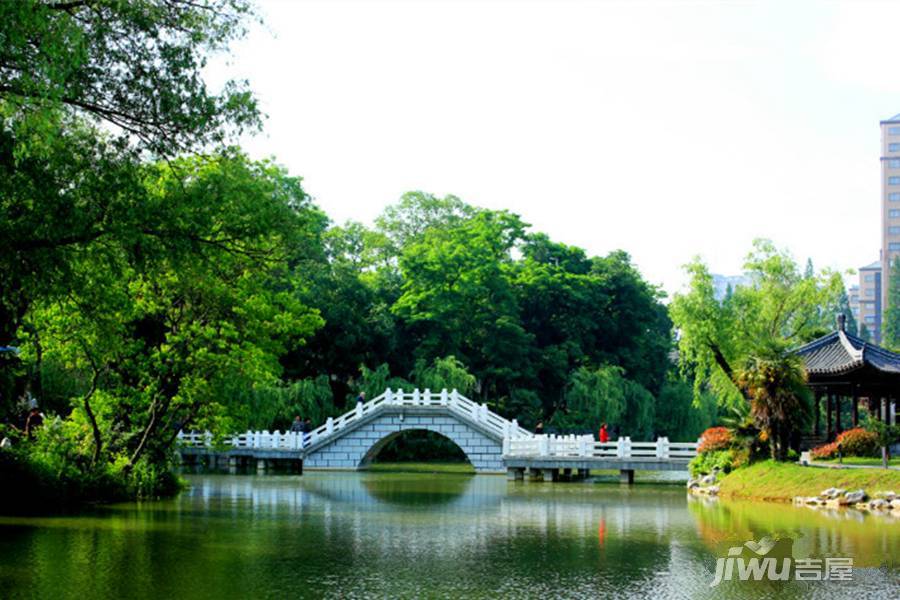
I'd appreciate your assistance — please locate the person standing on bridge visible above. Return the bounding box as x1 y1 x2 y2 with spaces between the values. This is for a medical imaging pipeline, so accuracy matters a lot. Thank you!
598 423 609 443
290 416 304 433
356 391 366 406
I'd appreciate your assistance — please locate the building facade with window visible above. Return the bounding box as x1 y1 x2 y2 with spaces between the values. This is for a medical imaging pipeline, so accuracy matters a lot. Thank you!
849 284 860 324
878 114 900 340
858 261 882 342
882 117 900 303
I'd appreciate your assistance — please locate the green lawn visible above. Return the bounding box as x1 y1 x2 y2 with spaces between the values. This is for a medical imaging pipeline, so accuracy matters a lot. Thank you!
718 460 900 502
815 456 900 467
365 462 476 474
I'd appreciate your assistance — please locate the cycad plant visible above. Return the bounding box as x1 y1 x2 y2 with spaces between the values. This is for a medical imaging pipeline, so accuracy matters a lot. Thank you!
735 342 811 461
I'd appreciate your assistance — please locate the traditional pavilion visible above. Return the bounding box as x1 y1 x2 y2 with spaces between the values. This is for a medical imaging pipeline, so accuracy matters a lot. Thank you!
794 314 899 441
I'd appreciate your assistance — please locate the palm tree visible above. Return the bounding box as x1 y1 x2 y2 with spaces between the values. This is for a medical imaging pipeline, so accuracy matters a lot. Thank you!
735 342 811 461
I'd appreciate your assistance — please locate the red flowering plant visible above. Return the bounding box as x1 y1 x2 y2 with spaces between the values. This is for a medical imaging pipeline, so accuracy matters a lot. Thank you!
697 427 734 454
810 427 879 460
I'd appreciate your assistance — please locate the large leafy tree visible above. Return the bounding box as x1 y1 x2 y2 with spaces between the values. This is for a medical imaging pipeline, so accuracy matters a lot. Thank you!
514 235 671 414
670 239 844 408
0 111 145 416
281 222 397 403
1 0 261 417
670 240 843 458
0 0 258 153
375 191 477 251
26 152 325 472
393 210 532 401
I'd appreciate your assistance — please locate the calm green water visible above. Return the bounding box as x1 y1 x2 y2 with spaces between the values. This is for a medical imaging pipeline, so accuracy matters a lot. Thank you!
0 472 898 599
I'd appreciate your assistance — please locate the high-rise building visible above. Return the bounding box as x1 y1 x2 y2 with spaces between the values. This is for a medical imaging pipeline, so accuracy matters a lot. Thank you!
858 261 881 341
848 284 860 324
879 113 900 331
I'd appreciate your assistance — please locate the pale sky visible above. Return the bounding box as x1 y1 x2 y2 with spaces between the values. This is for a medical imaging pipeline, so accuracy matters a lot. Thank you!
206 0 900 295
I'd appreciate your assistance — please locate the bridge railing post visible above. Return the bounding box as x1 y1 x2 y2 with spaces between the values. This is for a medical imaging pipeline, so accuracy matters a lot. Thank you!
579 437 589 458
511 419 519 437
656 437 669 459
479 403 488 424
539 435 550 457
204 431 212 448
412 388 421 406
502 436 510 456
616 437 626 458
326 417 334 435
440 389 448 406
424 388 431 405
450 389 459 409
355 401 363 420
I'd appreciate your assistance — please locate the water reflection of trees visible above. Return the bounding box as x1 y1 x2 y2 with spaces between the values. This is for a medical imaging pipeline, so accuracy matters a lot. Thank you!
16 476 897 598
686 496 900 568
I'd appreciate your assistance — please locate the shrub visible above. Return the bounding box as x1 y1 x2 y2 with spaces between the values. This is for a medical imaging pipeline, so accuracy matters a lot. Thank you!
697 427 734 454
811 441 838 459
689 448 747 476
811 427 879 459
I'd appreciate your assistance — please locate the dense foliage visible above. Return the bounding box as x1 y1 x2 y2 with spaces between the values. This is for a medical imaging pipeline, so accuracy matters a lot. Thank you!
810 427 879 460
671 241 844 460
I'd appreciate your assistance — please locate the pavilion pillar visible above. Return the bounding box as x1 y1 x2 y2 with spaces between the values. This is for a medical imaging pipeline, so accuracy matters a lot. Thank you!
826 394 833 441
852 396 859 428
835 395 842 434
814 393 821 436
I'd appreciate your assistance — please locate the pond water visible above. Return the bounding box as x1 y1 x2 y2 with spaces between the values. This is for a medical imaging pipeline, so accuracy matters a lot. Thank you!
0 472 897 599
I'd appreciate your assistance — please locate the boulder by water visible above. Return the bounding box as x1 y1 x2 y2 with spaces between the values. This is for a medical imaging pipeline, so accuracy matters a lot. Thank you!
843 490 867 504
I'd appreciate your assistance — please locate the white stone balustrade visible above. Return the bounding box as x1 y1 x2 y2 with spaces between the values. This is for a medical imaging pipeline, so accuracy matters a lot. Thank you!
176 388 698 467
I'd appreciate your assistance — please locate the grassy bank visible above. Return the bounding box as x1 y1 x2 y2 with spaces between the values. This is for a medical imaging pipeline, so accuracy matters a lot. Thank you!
814 456 899 467
366 462 475 474
717 460 900 502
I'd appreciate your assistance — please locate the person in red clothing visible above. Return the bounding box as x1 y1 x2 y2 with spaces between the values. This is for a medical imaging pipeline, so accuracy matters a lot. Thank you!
598 423 609 443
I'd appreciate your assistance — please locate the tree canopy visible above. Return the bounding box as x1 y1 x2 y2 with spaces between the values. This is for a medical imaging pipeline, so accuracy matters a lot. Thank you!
670 239 844 408
1 0 259 153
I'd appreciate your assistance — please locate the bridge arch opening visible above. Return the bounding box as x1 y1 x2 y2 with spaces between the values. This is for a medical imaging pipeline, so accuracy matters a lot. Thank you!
361 429 473 471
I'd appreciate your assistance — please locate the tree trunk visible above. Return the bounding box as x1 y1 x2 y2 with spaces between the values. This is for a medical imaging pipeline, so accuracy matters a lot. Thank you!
126 399 159 471
769 422 778 460
83 371 103 467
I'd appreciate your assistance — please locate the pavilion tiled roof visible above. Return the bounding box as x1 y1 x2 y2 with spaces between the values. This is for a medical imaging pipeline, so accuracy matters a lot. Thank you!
794 329 900 376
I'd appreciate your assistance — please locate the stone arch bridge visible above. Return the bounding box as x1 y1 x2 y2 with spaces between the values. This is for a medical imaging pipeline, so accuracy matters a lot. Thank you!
178 389 698 479
181 389 529 473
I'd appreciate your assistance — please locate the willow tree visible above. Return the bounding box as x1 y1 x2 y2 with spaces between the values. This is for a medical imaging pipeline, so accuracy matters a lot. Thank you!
669 240 844 457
